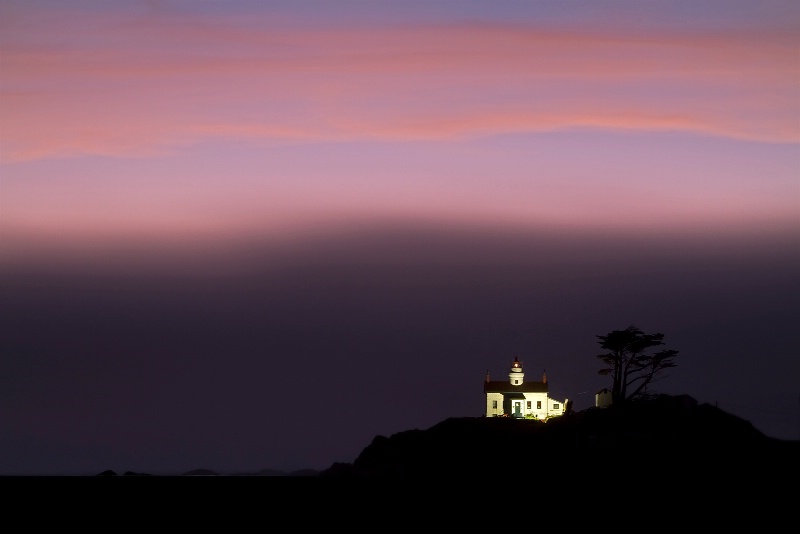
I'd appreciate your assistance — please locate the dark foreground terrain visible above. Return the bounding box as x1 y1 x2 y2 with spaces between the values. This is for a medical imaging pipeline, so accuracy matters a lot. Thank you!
39 394 799 484
319 395 799 483
10 394 799 519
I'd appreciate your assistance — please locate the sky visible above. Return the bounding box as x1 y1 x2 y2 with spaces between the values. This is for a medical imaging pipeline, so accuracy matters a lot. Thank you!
1 0 798 476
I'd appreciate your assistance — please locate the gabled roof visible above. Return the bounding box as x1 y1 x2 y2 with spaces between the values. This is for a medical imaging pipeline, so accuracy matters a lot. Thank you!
484 381 548 394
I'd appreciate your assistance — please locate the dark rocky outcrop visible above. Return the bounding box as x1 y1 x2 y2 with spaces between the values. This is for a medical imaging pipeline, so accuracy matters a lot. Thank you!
319 395 799 482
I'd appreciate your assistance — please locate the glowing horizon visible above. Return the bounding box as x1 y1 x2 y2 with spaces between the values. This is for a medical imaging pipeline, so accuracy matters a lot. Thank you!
1 1 798 258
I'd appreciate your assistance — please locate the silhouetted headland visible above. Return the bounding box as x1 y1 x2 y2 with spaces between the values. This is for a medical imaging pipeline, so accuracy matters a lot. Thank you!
82 394 798 481
319 394 799 481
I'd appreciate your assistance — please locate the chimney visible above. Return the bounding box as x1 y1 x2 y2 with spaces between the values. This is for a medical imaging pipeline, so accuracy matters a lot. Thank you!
542 369 547 383
485 369 490 383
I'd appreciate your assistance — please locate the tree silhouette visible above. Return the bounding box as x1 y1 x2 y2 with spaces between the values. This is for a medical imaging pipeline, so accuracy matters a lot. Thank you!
596 325 679 404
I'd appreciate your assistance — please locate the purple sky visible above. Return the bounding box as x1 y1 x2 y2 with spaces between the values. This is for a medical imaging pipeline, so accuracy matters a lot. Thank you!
1 0 798 475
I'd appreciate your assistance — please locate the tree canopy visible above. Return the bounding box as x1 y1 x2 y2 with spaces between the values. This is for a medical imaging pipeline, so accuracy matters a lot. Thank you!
596 325 679 404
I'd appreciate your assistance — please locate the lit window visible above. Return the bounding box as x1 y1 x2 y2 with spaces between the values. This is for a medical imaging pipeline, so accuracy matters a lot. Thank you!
492 400 497 409
536 401 541 409
553 403 560 409
526 401 531 409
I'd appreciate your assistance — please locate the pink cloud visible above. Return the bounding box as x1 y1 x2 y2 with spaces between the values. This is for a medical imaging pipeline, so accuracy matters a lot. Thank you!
1 10 797 162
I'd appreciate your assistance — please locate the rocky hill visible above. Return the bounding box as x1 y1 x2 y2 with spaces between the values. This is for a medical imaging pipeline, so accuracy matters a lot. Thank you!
319 394 799 482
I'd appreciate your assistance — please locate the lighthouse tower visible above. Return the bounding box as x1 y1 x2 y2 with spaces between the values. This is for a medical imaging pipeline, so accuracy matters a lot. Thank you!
509 357 524 385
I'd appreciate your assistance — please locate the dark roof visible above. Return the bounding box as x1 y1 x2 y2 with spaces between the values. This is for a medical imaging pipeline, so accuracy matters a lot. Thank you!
484 381 548 394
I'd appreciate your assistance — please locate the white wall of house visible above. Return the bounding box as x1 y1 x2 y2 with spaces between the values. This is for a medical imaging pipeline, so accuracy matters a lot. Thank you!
486 392 504 417
485 391 566 419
